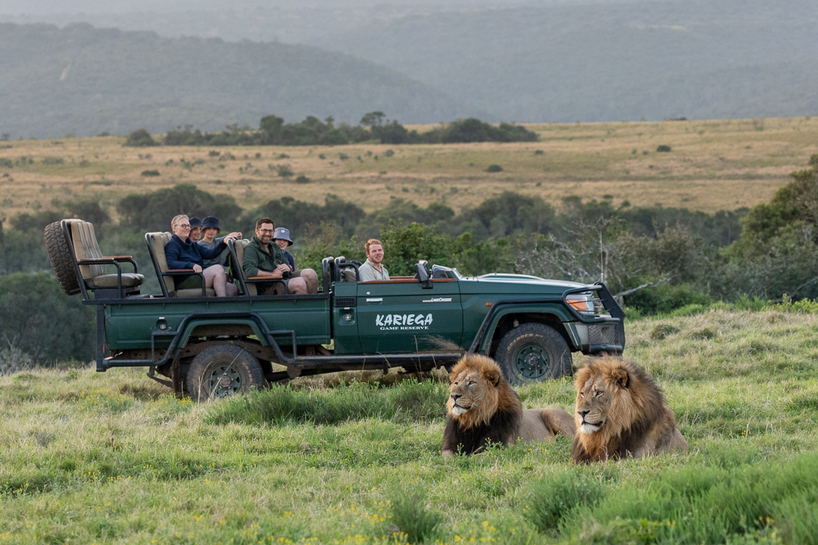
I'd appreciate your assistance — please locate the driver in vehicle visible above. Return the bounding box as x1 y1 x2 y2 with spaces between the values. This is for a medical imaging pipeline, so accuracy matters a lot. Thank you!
243 218 318 294
358 239 390 282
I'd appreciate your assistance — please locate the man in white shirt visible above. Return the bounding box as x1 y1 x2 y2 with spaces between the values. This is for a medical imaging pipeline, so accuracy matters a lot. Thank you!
358 239 390 282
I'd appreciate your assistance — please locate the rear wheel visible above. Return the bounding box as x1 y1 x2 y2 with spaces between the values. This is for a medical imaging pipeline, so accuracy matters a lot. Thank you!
44 221 81 295
186 344 264 401
495 323 573 384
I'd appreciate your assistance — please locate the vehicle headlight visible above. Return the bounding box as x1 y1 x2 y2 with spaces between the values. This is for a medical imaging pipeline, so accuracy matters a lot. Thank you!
566 292 595 315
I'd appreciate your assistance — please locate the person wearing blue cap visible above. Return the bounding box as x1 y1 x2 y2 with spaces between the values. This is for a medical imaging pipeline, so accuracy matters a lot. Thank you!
272 227 295 271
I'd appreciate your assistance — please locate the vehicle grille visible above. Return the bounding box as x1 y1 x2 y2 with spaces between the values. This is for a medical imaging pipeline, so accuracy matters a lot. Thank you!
588 321 625 349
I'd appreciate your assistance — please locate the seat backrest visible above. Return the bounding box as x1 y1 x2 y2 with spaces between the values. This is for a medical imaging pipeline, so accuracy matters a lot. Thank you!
69 220 105 281
146 232 175 292
232 239 257 295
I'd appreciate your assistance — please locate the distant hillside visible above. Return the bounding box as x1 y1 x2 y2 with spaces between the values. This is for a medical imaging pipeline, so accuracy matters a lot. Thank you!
0 23 479 139
313 0 818 122
17 0 817 123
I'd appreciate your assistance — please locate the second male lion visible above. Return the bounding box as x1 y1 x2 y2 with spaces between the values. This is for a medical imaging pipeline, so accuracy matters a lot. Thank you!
442 354 575 457
573 356 688 462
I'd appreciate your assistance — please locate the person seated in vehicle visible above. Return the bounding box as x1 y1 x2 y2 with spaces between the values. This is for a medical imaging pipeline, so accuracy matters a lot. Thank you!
188 217 203 242
272 227 296 270
199 216 236 271
358 238 389 282
165 214 242 297
243 218 318 294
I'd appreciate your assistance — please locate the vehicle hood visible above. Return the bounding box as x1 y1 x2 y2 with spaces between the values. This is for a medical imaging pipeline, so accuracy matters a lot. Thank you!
458 273 589 296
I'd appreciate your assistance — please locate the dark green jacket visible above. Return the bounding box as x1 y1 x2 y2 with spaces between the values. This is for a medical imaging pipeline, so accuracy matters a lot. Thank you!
243 236 287 277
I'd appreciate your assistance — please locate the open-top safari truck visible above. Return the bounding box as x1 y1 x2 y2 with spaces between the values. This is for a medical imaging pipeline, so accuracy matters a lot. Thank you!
45 219 625 400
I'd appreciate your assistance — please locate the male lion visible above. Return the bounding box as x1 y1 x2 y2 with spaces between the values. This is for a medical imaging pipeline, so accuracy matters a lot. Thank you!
573 356 688 462
442 354 575 457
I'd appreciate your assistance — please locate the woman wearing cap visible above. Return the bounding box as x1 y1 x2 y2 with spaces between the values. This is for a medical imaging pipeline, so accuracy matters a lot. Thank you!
199 216 232 269
188 217 203 242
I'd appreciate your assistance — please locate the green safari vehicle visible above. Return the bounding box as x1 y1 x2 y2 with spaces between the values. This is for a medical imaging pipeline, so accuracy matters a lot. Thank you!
45 219 625 400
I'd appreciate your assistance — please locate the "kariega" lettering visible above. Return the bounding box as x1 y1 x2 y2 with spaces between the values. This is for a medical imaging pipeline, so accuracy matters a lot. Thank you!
376 313 433 327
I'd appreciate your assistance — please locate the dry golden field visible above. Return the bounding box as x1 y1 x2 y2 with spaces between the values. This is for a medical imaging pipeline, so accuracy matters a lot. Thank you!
1 116 816 221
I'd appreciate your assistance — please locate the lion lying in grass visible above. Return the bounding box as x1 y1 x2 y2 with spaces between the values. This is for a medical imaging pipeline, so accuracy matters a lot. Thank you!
442 354 575 457
573 356 688 462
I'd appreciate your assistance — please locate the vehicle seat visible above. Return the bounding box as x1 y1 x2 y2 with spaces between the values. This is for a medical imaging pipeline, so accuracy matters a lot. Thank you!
67 219 144 295
145 232 214 298
227 239 287 296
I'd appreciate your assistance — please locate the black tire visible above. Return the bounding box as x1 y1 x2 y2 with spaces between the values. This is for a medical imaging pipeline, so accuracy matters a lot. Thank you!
44 220 81 296
495 323 573 384
186 344 265 402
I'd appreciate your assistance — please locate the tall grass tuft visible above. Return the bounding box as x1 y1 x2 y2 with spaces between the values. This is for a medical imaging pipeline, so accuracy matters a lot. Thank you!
205 379 447 426
525 471 604 534
566 453 818 544
389 488 444 543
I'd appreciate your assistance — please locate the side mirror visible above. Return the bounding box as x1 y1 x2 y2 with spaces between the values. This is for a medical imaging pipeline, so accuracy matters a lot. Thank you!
415 261 433 289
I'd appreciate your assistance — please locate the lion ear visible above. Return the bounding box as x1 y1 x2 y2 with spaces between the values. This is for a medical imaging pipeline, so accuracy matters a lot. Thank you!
613 367 629 389
483 368 501 386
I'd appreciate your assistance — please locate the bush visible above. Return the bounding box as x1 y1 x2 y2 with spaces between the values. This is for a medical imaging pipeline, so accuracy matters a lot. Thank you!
526 472 604 533
294 175 310 184
140 170 160 177
656 145 672 152
41 156 64 165
486 164 503 172
276 164 294 178
389 488 444 543
124 129 157 147
624 283 712 315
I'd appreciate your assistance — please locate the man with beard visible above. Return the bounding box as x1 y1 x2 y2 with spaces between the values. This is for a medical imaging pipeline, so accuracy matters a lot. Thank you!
242 217 317 294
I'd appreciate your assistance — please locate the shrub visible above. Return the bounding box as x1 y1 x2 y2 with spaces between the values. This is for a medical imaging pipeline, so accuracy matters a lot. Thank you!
0 158 12 168
526 472 604 533
276 164 294 178
208 150 220 157
384 149 395 157
140 170 160 177
486 164 503 172
124 128 157 147
534 149 544 155
295 175 310 184
338 153 349 160
41 156 64 165
656 145 672 152
389 489 444 543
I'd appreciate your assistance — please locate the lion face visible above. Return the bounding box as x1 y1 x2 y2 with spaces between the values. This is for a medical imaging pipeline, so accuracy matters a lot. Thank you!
448 367 498 417
575 374 613 434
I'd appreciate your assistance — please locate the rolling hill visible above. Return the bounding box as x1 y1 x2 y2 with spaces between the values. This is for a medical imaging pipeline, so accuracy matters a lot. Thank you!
0 22 479 139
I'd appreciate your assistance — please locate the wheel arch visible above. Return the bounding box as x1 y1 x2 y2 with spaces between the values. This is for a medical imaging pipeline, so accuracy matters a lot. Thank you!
475 304 577 357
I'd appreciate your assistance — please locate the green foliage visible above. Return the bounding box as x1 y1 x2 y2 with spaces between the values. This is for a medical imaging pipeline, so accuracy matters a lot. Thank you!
294 175 310 184
116 183 242 231
140 169 160 177
0 273 94 363
525 471 604 533
206 379 446 426
656 145 672 152
276 164 294 178
124 129 156 147
380 222 455 276
241 194 365 240
625 283 713 315
419 118 538 143
41 156 64 165
389 488 444 543
485 164 503 172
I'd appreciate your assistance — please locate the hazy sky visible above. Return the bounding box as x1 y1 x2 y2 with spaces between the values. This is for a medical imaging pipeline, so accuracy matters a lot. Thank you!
0 0 611 16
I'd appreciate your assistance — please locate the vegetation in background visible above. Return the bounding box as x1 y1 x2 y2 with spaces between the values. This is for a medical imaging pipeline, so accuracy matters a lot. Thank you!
160 113 537 147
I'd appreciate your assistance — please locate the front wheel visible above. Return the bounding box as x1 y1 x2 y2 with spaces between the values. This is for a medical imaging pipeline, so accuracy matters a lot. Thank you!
186 344 264 401
495 323 573 384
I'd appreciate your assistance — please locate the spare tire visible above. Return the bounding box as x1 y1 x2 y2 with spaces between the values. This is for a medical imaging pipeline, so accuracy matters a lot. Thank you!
44 220 81 295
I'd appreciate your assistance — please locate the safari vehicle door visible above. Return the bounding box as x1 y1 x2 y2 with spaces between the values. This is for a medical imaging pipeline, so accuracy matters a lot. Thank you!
355 264 463 353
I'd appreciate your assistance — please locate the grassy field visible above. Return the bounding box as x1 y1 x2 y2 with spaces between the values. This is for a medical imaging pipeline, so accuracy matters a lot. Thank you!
2 306 818 544
1 116 817 222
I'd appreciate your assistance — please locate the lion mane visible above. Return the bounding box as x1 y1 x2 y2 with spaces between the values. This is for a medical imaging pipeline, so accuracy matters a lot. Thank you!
442 354 575 457
572 356 688 463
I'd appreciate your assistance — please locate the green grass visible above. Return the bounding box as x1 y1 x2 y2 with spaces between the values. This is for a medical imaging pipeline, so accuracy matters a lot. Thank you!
2 308 818 543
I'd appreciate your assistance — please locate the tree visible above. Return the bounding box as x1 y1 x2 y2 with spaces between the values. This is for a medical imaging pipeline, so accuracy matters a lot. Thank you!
123 128 157 147
360 111 385 128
